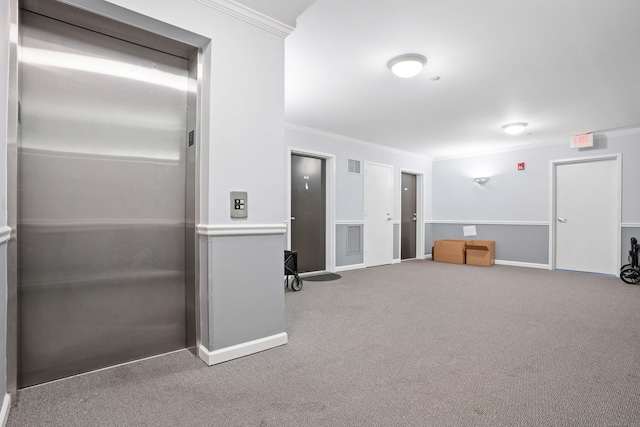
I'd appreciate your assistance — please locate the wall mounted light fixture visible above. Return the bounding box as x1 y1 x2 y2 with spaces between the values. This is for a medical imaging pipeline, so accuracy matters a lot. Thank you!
388 54 427 78
474 177 489 184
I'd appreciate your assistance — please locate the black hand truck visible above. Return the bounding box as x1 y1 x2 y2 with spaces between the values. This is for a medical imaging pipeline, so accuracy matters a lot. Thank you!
284 250 303 291
620 237 640 285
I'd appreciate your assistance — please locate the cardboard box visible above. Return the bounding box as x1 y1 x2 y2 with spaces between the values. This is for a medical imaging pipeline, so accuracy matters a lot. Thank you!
465 240 495 266
433 240 467 264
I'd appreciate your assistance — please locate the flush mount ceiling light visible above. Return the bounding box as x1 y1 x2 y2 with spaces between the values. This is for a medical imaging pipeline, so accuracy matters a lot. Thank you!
502 122 528 135
474 177 490 184
388 54 427 78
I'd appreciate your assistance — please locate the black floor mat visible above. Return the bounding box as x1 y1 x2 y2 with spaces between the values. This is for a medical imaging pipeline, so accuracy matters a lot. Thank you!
302 273 342 282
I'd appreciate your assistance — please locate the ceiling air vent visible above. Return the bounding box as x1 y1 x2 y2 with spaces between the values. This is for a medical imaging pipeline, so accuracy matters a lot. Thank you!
348 159 361 175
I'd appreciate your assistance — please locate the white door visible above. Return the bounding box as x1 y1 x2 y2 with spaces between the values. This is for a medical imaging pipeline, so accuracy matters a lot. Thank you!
364 162 393 267
554 156 620 275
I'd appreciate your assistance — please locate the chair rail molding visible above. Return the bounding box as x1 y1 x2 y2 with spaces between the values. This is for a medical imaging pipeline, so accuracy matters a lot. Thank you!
196 223 287 236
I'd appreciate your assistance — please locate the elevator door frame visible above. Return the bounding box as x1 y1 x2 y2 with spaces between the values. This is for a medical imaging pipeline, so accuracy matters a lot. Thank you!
6 0 212 394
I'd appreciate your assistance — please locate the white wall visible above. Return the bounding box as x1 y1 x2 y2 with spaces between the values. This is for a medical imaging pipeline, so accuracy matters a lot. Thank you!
103 0 286 226
1 0 290 393
433 133 640 223
286 126 432 221
431 131 640 266
285 126 433 266
80 0 289 354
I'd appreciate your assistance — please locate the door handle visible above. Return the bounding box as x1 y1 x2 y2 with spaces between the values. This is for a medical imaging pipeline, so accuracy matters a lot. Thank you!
291 217 296 220
557 217 567 223
412 213 417 221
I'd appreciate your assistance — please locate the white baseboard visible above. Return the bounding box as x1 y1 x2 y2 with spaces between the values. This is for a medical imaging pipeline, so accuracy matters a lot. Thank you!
199 332 288 366
335 263 365 272
0 393 10 427
495 260 550 270
392 259 401 264
331 258 547 272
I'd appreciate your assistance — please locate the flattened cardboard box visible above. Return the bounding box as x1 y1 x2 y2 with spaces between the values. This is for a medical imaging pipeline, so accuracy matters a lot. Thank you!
466 240 495 266
433 239 466 264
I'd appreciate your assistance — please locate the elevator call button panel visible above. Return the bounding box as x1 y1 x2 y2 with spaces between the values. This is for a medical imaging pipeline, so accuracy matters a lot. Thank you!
230 191 248 218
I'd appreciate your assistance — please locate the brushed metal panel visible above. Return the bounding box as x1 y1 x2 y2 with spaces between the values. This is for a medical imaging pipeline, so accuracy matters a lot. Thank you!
18 11 188 387
21 0 199 59
7 0 20 397
185 51 198 354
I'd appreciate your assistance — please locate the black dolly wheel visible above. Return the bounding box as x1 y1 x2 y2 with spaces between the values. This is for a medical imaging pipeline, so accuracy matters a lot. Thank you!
620 265 640 285
291 277 303 291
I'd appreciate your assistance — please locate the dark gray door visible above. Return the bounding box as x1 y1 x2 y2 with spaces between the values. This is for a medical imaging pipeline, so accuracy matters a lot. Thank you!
401 173 417 260
18 11 189 387
291 155 326 273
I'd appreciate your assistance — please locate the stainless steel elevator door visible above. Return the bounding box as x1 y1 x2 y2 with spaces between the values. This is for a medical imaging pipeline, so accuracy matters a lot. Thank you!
18 10 189 387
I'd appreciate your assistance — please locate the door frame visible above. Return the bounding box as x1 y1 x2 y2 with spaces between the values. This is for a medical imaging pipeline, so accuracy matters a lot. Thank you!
364 161 394 267
287 147 336 273
548 153 622 273
6 0 211 394
400 169 425 261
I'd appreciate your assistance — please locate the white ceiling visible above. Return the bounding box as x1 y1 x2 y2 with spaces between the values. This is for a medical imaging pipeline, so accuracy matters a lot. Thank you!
278 0 640 159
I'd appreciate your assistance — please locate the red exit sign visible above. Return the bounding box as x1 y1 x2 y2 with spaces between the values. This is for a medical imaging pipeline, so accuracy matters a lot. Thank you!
570 133 593 149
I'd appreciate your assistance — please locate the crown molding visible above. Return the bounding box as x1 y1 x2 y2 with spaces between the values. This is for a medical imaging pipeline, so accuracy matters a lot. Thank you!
434 126 640 161
285 123 432 161
595 125 640 138
194 0 294 37
286 122 640 163
434 139 568 161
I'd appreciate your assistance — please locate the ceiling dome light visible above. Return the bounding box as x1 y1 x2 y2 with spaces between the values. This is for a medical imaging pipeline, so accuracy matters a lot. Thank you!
502 122 528 135
388 54 427 78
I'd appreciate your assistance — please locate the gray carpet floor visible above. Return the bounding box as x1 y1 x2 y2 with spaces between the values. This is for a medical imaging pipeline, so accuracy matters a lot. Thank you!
8 261 640 426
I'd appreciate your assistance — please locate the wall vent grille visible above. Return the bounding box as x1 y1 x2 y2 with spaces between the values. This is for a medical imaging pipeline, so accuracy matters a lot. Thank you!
348 159 361 174
347 225 361 254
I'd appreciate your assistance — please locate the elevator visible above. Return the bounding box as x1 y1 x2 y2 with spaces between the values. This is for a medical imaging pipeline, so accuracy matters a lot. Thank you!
16 1 199 388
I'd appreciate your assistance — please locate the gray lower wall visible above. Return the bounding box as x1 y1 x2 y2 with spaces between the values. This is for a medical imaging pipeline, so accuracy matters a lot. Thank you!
429 223 550 265
393 223 399 260
424 223 433 256
208 233 285 350
198 236 210 350
336 224 363 267
428 224 638 268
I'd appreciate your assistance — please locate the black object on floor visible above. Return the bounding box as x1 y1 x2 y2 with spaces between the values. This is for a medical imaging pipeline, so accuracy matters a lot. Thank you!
303 273 342 282
620 237 639 285
284 250 303 291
